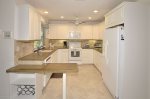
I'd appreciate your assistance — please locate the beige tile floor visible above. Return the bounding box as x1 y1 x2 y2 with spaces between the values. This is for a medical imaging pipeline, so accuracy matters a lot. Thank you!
41 64 114 99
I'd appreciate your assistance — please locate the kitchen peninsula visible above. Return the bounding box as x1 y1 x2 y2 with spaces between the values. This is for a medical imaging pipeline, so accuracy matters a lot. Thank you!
6 63 78 99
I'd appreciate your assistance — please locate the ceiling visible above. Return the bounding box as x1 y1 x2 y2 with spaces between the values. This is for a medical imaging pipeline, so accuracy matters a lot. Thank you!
23 0 137 22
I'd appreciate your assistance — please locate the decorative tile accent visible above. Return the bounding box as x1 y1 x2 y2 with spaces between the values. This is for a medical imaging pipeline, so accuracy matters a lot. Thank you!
17 85 35 95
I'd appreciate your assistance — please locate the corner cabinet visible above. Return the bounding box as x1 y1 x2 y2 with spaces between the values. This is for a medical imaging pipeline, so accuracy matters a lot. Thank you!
15 4 41 40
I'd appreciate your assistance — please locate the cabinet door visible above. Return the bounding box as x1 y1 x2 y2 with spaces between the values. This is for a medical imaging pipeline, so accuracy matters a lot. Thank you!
57 24 69 39
93 22 105 40
49 24 58 39
79 24 93 39
48 24 72 39
29 7 35 40
82 49 93 64
51 51 58 63
33 13 41 40
58 49 68 63
105 7 124 28
16 4 41 40
93 50 103 72
93 24 100 39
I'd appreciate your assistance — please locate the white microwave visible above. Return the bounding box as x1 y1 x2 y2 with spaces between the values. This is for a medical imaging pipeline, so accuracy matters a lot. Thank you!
69 31 80 39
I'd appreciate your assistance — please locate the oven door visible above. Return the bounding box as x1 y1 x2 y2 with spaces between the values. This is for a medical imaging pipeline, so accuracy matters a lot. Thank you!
69 49 81 61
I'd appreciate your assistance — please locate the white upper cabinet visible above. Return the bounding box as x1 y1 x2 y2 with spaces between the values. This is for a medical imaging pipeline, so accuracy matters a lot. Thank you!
47 23 94 39
92 22 105 40
15 4 41 40
79 24 93 39
105 3 124 28
48 23 73 39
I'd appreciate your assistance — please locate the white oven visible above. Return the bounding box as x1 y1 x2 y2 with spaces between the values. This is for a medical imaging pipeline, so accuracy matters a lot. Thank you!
69 48 81 61
69 42 81 63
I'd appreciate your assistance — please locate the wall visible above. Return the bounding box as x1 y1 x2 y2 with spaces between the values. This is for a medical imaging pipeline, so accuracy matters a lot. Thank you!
148 7 150 99
138 1 150 98
0 0 16 99
15 41 34 64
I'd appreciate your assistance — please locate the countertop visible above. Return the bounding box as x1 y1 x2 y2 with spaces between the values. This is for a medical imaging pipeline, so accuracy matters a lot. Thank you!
19 49 57 61
18 47 102 61
6 63 78 74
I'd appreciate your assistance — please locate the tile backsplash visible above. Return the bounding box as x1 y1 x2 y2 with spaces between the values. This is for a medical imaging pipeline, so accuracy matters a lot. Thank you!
15 41 34 64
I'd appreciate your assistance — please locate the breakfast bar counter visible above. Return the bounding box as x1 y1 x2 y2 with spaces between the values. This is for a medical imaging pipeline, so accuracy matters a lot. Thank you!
6 63 78 73
6 63 78 99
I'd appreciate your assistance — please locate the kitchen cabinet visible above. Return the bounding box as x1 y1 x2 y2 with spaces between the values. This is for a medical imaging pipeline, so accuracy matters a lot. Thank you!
48 23 74 39
49 50 58 63
92 22 105 40
47 23 93 39
93 50 103 72
81 49 93 64
105 3 124 28
57 49 69 63
79 24 93 39
15 4 41 40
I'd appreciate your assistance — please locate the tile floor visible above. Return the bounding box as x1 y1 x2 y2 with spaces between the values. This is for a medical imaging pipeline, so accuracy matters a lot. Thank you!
41 64 114 99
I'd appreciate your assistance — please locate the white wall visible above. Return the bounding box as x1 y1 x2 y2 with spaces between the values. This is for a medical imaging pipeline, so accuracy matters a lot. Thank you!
138 1 150 98
148 6 150 99
0 0 16 99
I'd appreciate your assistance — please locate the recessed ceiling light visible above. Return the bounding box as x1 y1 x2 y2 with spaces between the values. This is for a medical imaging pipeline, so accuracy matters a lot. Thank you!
44 11 48 14
93 10 99 13
88 17 92 20
60 16 64 19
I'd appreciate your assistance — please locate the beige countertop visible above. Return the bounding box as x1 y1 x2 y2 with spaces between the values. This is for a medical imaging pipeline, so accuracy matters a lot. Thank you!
19 48 69 61
6 63 78 74
18 47 102 62
19 49 57 61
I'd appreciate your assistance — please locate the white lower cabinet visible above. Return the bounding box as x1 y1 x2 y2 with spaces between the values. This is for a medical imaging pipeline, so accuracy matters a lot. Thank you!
93 50 103 72
81 49 93 64
57 49 69 63
51 50 58 63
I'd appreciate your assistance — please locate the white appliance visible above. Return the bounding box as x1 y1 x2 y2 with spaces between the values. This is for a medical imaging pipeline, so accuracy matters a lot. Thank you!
69 31 81 39
69 42 81 63
103 26 124 99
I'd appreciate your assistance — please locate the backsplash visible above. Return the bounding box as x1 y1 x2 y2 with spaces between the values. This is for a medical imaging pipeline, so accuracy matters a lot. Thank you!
47 39 102 49
15 41 34 64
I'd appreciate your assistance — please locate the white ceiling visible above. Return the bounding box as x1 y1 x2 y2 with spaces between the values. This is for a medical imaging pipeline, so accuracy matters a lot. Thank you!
24 0 137 22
